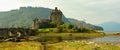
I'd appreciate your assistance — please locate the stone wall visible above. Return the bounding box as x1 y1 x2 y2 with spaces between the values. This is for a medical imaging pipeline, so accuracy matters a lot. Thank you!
0 28 35 38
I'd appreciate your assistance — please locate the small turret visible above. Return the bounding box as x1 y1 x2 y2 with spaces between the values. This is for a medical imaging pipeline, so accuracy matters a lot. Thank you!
32 17 39 29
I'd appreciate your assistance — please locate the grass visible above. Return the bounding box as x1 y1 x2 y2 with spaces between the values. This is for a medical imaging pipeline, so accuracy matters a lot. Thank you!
0 42 42 50
0 41 120 50
1 32 118 50
39 33 103 36
37 33 104 39
47 41 120 50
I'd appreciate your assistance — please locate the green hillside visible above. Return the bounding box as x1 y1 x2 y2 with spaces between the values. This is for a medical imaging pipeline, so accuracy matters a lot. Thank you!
0 7 103 30
0 7 68 28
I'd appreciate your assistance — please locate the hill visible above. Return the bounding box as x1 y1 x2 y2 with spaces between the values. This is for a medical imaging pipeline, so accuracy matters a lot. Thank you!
99 22 120 32
0 7 68 28
0 7 103 30
68 18 103 30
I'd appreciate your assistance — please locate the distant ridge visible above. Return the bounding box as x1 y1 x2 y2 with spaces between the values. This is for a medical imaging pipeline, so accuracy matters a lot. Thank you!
68 18 103 30
99 22 120 32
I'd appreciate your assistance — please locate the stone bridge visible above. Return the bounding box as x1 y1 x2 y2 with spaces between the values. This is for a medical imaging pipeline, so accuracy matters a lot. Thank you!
0 28 36 39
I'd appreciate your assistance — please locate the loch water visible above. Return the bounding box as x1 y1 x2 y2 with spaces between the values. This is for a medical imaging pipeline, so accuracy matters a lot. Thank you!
89 36 120 43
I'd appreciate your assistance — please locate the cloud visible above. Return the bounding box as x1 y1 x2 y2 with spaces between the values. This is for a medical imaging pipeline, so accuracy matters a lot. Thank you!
0 0 120 24
55 0 120 24
0 0 21 11
20 0 57 8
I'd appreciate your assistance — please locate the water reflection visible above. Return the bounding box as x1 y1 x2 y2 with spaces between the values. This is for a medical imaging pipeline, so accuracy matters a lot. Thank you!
89 36 120 43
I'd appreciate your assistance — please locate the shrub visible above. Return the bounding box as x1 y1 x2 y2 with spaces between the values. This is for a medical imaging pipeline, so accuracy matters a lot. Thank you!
53 28 62 33
77 28 95 33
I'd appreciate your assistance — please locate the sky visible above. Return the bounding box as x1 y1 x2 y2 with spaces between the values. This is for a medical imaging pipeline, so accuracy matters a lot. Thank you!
0 0 120 25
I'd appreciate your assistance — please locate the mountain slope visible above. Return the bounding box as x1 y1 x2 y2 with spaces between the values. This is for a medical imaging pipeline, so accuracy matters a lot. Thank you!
99 22 120 32
68 18 103 30
0 7 103 30
0 7 68 28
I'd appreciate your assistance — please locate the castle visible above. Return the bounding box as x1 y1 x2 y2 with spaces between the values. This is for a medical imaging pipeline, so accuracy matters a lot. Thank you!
32 7 63 29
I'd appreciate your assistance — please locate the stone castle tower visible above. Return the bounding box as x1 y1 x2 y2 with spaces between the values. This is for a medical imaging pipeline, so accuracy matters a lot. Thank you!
32 7 63 29
50 7 62 25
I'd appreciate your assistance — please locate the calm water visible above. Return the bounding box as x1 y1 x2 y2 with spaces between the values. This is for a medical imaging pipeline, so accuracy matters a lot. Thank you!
89 36 120 43
105 31 120 34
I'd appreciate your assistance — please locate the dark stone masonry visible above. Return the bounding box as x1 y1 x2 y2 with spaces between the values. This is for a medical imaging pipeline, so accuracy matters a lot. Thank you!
32 7 63 29
0 7 63 40
0 28 35 39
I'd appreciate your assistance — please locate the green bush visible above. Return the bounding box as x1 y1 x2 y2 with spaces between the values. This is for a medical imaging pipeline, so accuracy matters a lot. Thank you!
53 28 62 33
36 23 96 33
77 28 95 33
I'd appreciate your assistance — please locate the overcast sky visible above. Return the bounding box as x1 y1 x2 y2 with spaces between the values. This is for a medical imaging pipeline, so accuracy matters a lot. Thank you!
0 0 120 25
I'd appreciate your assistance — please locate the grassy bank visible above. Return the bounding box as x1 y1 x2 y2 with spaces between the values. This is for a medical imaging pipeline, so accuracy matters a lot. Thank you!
47 41 120 50
0 33 107 50
37 33 104 39
38 33 104 37
0 41 120 50
0 42 42 50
